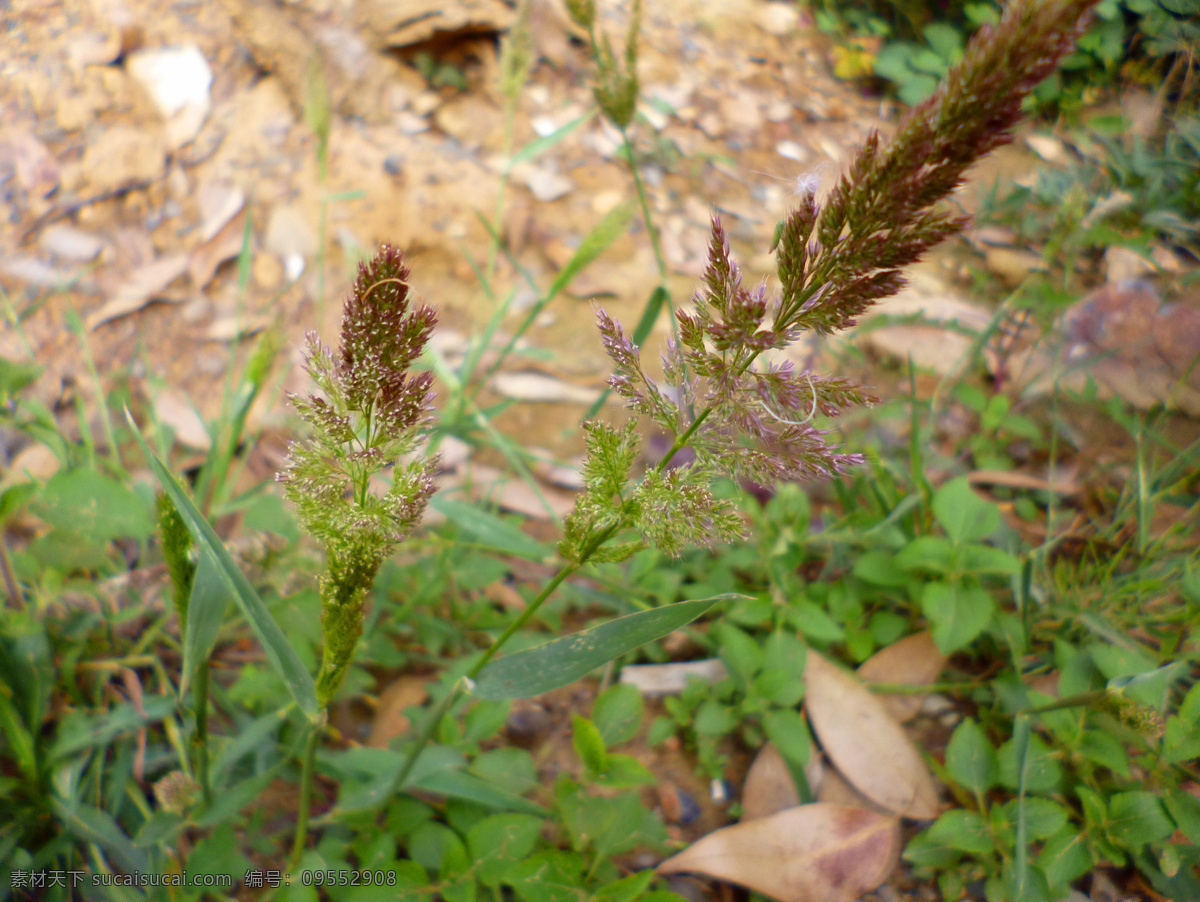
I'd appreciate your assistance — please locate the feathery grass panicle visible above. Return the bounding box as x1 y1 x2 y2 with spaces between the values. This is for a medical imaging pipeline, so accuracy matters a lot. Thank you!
278 245 438 703
583 0 1101 555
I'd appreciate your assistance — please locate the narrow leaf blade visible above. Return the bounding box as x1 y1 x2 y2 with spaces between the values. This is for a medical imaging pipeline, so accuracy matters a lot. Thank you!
125 408 319 719
509 112 595 170
181 548 228 696
546 200 636 302
472 596 739 699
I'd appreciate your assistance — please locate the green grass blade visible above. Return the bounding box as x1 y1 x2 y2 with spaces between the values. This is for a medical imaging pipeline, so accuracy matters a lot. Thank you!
125 407 319 720
1013 713 1031 899
430 496 551 561
546 200 636 302
180 549 229 696
508 112 595 170
0 691 37 783
415 768 549 815
478 200 637 397
471 595 742 699
53 800 149 874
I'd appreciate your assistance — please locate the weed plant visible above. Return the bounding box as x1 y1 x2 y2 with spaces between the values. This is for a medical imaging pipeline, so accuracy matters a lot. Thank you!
3 0 1199 899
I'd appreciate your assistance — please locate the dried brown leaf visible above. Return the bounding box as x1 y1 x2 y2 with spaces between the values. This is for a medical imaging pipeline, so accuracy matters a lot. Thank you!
189 208 248 289
742 743 800 821
657 803 900 902
492 371 600 404
153 388 211 451
857 631 947 723
816 764 892 816
197 181 247 242
436 463 576 521
804 651 939 819
11 130 60 198
367 676 429 748
88 254 189 330
619 659 728 697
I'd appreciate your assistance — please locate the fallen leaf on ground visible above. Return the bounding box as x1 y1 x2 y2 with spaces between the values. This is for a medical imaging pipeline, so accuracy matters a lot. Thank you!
0 256 78 289
967 468 1080 496
88 254 189 330
492 371 601 404
197 181 246 243
618 659 728 696
154 388 211 451
189 209 248 289
363 0 514 46
742 743 800 821
816 765 893 816
368 676 429 748
435 463 575 521
804 651 940 819
10 130 60 198
857 631 947 723
657 803 900 902
40 225 105 262
204 315 269 342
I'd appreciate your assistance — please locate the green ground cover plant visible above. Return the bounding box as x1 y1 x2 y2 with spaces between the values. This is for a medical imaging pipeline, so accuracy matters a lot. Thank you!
818 0 1199 110
2 0 1199 899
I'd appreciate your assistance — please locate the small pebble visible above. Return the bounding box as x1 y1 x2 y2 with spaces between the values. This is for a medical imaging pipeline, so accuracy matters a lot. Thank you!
40 225 104 261
383 154 404 176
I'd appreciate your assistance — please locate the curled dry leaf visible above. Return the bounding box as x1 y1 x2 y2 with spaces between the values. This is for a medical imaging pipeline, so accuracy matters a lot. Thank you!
804 651 940 819
189 208 248 289
153 388 211 451
197 181 246 243
435 463 576 521
816 764 893 817
491 371 601 405
10 130 60 198
367 676 429 748
856 631 947 723
204 315 270 342
657 803 900 902
619 659 728 696
88 254 189 330
742 743 800 821
967 468 1080 497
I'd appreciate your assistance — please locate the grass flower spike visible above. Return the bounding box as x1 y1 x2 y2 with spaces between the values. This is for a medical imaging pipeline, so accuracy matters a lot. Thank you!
278 246 438 704
578 0 1100 559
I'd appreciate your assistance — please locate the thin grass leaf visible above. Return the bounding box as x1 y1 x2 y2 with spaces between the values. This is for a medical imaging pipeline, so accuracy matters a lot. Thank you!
53 800 149 874
508 112 596 170
213 709 288 777
331 745 463 813
546 200 636 301
0 692 37 783
51 696 176 760
430 496 551 561
480 199 637 396
125 407 320 720
471 595 741 699
415 768 549 815
1013 713 1032 898
180 550 229 696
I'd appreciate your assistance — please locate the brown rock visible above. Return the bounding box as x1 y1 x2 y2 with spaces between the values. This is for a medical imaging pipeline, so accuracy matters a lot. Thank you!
80 126 165 194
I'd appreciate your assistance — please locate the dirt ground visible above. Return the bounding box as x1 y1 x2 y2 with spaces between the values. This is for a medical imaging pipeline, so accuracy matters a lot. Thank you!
0 0 1023 455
